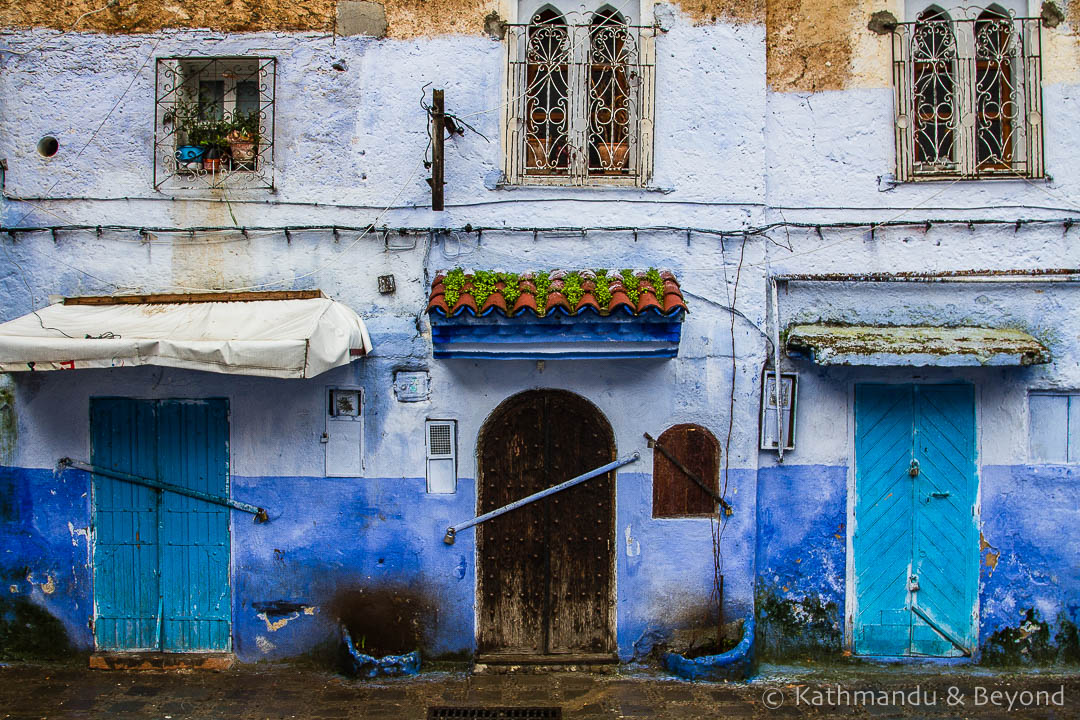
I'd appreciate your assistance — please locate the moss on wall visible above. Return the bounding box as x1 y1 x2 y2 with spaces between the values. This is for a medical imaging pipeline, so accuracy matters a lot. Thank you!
756 587 842 660
0 386 15 466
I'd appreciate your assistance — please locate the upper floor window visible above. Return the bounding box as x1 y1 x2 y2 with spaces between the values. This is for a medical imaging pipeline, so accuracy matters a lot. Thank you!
154 57 276 190
891 5 1043 181
503 3 655 186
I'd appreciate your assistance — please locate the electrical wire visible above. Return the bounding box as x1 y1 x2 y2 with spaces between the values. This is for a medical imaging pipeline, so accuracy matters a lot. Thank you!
7 37 162 230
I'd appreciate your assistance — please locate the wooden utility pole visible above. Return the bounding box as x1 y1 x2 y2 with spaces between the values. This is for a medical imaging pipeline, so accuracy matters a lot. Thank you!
431 89 445 211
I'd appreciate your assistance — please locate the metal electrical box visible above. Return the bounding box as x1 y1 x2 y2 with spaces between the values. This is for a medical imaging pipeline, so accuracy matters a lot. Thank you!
394 371 431 402
324 388 364 477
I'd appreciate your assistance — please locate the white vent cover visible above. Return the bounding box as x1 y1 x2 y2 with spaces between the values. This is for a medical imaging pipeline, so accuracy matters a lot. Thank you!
426 420 457 494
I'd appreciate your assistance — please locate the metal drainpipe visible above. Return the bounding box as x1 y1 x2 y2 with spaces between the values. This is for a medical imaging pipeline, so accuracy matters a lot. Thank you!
770 278 784 462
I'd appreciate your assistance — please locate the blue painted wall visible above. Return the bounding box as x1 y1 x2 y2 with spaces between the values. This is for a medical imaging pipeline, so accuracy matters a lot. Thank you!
0 467 93 651
755 465 847 658
978 465 1080 663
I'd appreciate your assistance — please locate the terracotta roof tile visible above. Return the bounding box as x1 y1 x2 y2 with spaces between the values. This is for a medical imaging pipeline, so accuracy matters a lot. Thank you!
428 270 687 319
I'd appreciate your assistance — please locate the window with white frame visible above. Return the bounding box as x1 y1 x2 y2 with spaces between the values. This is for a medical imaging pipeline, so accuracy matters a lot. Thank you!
1029 393 1080 463
155 57 276 190
891 3 1043 181
502 1 655 186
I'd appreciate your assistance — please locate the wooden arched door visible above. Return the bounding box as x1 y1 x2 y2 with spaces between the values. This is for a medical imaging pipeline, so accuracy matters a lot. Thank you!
476 390 616 660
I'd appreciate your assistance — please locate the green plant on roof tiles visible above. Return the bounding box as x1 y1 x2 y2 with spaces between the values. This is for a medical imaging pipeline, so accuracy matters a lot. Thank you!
497 272 521 306
471 270 498 308
563 271 585 308
620 269 642 304
645 267 664 298
594 269 612 307
534 271 552 315
443 268 466 307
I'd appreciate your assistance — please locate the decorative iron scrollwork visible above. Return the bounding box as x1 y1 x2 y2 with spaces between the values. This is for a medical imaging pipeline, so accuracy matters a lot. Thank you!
154 57 276 191
507 9 654 185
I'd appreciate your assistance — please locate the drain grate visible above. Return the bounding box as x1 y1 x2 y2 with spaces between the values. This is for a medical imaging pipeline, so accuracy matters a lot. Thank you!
428 708 562 719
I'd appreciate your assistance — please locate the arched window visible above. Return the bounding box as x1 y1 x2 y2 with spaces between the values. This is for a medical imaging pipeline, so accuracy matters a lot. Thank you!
587 7 633 176
974 5 1016 169
652 424 720 518
911 7 957 169
505 2 654 185
524 8 570 176
892 4 1042 180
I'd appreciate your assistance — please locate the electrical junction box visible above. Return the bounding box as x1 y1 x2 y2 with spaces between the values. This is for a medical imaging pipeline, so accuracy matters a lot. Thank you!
394 371 430 402
324 387 364 477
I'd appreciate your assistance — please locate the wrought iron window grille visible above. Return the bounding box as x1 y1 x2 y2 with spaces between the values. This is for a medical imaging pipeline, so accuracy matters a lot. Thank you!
503 8 656 187
154 56 277 191
891 8 1043 181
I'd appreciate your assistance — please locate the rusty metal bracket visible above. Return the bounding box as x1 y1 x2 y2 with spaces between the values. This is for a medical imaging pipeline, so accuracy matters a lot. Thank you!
644 432 732 516
59 458 269 523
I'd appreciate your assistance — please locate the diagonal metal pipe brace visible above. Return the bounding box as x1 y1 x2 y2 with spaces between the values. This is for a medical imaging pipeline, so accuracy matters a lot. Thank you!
443 453 640 545
59 457 269 523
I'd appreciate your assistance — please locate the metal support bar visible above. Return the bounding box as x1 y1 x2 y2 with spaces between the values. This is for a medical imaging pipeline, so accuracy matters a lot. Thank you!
643 432 732 515
59 458 269 523
910 604 972 657
443 453 640 544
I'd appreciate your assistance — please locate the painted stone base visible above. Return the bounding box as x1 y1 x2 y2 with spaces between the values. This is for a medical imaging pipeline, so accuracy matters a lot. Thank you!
88 652 235 671
662 616 755 681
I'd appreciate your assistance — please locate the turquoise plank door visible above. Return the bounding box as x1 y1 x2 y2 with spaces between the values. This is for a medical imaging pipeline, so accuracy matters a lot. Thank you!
853 384 977 657
91 398 161 650
158 400 231 651
92 398 231 652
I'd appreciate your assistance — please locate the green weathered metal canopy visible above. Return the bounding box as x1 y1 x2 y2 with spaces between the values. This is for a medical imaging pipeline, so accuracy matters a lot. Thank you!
786 324 1051 367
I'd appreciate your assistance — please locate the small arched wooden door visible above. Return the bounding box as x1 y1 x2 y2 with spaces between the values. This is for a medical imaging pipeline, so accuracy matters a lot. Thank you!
476 390 616 659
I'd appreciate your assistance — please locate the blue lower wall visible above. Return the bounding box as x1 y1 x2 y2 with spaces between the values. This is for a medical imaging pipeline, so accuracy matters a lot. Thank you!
978 465 1080 663
0 466 93 652
755 465 847 658
4 461 1078 664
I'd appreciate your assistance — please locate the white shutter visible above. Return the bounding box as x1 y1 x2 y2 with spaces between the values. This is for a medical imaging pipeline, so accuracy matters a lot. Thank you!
426 420 457 494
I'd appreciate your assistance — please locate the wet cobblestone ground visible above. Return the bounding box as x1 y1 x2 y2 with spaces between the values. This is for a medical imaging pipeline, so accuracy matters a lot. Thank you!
1 662 1078 719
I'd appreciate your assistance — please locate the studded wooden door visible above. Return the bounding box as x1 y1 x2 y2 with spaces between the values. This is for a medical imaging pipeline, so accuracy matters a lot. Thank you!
477 390 616 658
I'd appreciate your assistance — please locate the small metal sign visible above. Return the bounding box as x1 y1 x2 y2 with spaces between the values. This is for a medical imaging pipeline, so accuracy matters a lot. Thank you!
760 371 797 451
394 370 430 402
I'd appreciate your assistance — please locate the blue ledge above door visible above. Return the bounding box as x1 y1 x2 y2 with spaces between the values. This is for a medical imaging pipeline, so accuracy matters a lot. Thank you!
427 269 686 360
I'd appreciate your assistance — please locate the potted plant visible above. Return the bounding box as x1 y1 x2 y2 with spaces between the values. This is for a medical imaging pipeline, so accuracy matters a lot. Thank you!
225 110 260 170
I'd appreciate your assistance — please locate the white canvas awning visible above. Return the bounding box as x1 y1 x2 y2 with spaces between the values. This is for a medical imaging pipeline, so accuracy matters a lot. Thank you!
786 324 1050 367
0 291 373 379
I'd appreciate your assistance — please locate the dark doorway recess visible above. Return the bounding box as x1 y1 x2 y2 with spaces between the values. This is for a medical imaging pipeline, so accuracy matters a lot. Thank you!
476 389 616 662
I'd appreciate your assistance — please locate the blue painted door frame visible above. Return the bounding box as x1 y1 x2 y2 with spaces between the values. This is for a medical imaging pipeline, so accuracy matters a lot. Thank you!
853 384 978 657
91 398 231 652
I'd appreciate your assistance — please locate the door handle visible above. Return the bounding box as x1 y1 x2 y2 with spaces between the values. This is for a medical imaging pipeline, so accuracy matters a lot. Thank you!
908 459 920 477
930 491 950 499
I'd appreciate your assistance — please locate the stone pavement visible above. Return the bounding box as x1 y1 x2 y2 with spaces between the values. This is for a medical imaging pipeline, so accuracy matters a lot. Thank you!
1 661 1079 719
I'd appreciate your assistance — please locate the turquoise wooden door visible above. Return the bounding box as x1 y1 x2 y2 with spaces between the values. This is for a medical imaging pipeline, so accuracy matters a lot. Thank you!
853 384 977 657
92 398 231 652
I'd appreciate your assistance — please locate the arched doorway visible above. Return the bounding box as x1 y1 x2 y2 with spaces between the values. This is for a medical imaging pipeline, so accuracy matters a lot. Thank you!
476 389 616 660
